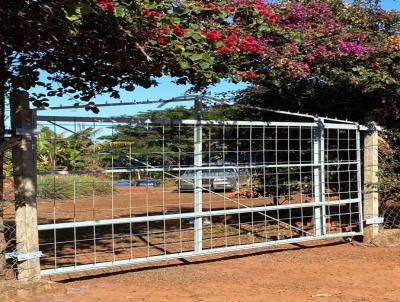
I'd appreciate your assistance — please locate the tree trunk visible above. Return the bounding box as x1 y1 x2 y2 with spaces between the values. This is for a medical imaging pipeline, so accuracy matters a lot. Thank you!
11 91 40 280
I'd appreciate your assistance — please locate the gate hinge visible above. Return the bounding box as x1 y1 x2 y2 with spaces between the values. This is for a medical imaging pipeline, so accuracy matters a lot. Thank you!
5 251 43 261
365 217 384 225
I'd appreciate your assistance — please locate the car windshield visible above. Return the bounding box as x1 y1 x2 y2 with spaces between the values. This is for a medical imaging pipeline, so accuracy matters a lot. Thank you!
183 168 236 177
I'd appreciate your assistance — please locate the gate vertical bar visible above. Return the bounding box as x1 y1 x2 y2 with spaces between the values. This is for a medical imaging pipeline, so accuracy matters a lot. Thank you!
10 91 40 280
194 97 203 253
356 128 364 234
319 119 326 235
313 118 325 236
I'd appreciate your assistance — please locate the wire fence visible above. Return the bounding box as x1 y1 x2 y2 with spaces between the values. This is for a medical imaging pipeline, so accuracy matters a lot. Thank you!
1 182 18 281
378 131 400 229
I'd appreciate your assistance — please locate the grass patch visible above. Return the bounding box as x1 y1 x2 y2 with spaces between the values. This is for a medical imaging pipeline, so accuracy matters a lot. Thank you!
38 175 114 199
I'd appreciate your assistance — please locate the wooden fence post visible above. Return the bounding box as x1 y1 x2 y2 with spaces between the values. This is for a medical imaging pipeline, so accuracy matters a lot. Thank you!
10 91 40 281
363 127 380 243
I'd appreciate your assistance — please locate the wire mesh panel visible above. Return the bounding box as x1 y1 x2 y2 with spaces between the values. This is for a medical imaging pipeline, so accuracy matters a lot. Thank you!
2 178 19 280
377 131 400 229
35 116 363 275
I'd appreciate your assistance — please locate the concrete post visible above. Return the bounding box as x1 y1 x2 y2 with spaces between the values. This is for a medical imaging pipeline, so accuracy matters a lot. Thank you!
363 127 379 243
10 91 40 280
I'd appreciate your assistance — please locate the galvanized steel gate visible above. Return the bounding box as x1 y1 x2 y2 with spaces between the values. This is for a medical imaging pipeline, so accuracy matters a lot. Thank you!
35 112 364 275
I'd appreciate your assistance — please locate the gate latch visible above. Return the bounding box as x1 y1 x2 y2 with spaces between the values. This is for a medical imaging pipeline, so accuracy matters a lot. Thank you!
5 251 43 261
365 217 384 225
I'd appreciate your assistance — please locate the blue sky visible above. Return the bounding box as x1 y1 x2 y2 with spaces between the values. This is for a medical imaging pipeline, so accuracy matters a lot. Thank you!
380 0 399 9
32 0 399 118
32 75 248 118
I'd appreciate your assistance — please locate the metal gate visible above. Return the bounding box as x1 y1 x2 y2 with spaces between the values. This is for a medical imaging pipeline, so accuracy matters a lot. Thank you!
35 113 364 275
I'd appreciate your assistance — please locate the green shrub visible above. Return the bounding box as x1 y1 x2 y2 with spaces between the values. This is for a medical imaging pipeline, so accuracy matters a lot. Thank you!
37 174 114 199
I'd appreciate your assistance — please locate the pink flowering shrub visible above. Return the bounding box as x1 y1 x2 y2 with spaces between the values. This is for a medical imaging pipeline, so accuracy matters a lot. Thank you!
91 0 384 84
339 41 374 56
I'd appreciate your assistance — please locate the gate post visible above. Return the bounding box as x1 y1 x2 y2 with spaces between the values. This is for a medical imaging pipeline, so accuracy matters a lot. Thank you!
313 118 325 237
194 97 203 253
363 124 379 243
10 91 40 281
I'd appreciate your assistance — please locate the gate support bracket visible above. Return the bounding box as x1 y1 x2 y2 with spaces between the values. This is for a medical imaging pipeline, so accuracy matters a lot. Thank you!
5 251 43 262
365 217 384 225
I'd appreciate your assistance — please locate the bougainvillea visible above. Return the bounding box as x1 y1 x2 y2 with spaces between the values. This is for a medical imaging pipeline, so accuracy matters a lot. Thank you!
235 1 400 128
8 0 399 101
205 31 223 42
89 0 382 83
339 41 374 56
95 0 115 12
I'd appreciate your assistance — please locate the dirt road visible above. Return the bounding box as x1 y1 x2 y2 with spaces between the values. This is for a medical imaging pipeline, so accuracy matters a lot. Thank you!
3 239 400 302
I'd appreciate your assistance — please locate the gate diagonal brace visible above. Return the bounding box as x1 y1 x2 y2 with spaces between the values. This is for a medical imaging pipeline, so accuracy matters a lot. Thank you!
5 251 43 262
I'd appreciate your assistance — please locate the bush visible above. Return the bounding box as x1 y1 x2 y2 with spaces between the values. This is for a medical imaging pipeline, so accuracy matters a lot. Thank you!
37 174 114 200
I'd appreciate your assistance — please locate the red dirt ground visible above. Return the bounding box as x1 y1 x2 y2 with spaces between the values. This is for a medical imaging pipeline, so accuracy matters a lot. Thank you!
3 239 400 302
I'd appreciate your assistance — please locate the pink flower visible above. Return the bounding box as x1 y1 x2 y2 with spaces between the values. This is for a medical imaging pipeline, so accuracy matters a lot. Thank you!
157 36 168 45
243 70 256 79
339 41 374 56
205 31 222 42
238 35 265 54
286 61 310 79
159 27 169 34
96 0 115 12
224 33 239 46
142 9 164 17
306 45 335 62
146 31 155 38
171 24 188 36
224 5 235 12
206 3 218 10
264 11 279 24
217 47 235 54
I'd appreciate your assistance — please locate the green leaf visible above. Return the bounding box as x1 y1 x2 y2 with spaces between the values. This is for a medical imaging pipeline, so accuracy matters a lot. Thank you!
115 6 127 18
66 6 81 22
191 32 203 42
178 60 190 69
291 32 306 44
190 53 204 61
199 61 211 70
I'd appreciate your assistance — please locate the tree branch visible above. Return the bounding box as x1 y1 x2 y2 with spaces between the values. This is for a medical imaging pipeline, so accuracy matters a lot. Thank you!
0 137 21 155
135 43 153 62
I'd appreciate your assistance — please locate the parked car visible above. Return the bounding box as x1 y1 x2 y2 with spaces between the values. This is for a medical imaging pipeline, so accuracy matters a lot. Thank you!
176 163 238 192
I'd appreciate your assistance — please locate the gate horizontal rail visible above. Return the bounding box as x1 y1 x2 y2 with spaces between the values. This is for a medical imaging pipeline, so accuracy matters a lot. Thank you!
37 198 361 231
36 161 360 175
37 115 376 130
40 231 361 276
